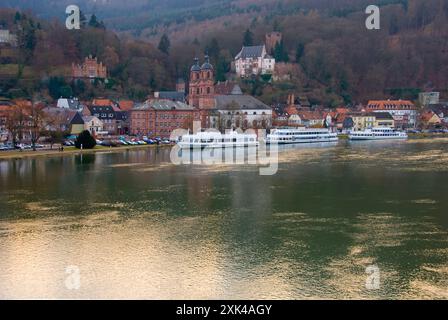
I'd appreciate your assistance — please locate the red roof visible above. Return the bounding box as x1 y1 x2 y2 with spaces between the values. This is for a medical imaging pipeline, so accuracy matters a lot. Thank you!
367 100 416 110
92 99 113 106
118 100 134 111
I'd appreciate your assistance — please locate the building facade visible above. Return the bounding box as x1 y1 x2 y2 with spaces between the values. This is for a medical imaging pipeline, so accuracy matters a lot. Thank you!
213 85 272 130
130 100 200 138
419 92 440 107
84 100 118 134
72 55 107 80
235 45 275 77
366 100 417 128
188 56 215 109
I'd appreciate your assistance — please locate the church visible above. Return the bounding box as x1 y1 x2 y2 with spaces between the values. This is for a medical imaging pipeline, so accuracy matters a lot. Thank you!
187 55 272 130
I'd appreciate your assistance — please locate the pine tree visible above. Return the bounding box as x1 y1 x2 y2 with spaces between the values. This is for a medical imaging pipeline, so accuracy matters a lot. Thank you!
243 29 254 46
158 34 171 55
295 43 305 63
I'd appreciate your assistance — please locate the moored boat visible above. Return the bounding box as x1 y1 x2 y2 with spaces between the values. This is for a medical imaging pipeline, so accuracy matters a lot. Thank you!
349 127 408 140
267 128 338 144
177 131 259 149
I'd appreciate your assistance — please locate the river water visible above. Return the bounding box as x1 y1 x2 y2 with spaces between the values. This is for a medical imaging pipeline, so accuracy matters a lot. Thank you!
0 140 447 299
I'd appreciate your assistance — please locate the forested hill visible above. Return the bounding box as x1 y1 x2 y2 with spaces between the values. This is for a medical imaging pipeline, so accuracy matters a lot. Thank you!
1 0 448 105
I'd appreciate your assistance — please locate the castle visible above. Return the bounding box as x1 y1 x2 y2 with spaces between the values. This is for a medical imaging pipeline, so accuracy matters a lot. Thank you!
72 55 107 80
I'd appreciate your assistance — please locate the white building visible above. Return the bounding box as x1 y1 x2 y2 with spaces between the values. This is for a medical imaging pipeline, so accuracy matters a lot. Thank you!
419 92 440 107
57 98 82 110
82 116 104 136
0 30 17 46
213 85 272 129
235 45 275 77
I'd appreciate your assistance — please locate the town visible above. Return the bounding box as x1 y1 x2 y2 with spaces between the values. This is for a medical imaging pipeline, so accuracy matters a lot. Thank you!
0 46 447 153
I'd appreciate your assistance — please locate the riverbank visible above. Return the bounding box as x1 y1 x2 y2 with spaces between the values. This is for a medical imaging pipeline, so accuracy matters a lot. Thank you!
0 144 169 160
1 133 447 161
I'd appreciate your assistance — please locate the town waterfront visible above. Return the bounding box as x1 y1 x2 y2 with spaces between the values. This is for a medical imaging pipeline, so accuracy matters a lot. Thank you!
0 140 447 299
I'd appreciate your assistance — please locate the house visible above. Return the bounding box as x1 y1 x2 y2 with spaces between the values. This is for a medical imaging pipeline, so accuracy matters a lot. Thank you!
271 104 304 128
82 116 104 136
296 111 325 128
72 55 107 80
235 45 275 77
213 85 272 130
350 112 376 131
428 104 448 123
57 98 82 110
84 99 118 134
419 110 442 128
70 113 85 135
130 99 200 138
374 112 395 128
366 100 417 128
43 107 78 132
419 92 440 107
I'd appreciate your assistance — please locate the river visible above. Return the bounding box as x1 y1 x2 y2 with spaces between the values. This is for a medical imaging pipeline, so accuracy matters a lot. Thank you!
0 139 447 299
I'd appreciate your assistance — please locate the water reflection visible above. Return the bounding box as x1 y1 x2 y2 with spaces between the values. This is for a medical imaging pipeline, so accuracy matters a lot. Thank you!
0 141 447 299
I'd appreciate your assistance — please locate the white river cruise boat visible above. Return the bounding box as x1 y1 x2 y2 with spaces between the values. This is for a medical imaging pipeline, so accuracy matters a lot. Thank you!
267 128 338 144
349 127 408 140
178 131 259 149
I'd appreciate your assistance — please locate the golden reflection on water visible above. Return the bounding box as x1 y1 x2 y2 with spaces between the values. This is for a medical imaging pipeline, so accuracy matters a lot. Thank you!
0 140 447 299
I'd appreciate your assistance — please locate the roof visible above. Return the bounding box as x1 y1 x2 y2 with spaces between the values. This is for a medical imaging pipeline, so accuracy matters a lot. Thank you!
235 45 266 59
201 55 213 70
191 58 201 72
156 91 186 102
297 111 323 121
215 94 270 110
367 100 416 110
118 100 134 111
420 111 440 122
134 99 195 111
82 116 102 123
92 99 113 107
374 112 394 120
215 81 238 95
70 112 84 125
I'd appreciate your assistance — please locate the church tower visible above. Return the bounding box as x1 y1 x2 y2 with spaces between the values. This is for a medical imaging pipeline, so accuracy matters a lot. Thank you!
188 55 215 109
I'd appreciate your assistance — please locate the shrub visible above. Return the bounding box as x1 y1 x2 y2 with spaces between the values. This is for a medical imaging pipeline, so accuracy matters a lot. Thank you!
75 130 96 149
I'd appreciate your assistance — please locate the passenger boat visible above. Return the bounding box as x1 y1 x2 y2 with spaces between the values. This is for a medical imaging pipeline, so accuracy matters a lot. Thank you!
349 127 408 140
267 128 338 144
177 131 259 149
